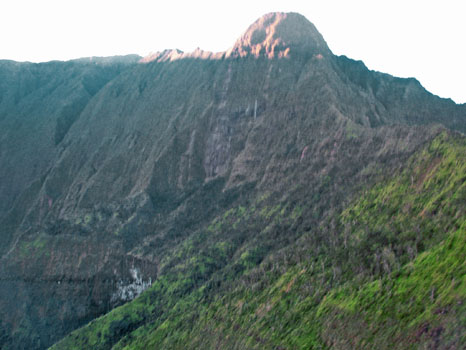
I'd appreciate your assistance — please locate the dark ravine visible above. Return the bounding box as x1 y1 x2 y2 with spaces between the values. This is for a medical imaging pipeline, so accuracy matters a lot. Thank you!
0 12 464 350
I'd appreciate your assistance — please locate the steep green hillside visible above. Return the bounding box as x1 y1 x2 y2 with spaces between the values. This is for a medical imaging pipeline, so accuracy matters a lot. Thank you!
50 132 465 349
319 222 465 349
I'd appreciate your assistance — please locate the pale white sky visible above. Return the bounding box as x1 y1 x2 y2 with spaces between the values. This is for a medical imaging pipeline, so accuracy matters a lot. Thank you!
1 0 465 103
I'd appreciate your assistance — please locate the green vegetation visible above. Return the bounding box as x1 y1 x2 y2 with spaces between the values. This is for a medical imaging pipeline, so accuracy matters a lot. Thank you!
50 132 465 350
84 214 93 225
19 233 51 258
319 222 465 349
338 131 465 278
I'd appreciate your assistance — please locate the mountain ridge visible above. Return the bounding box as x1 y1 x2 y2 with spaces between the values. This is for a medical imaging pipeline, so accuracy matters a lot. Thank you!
0 12 464 350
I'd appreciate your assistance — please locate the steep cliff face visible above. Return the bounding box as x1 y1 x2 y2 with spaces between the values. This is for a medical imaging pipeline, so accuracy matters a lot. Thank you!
0 13 464 350
0 56 140 218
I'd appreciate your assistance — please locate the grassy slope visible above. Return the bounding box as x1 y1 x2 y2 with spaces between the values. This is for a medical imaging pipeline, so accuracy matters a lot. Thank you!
319 221 465 349
318 131 466 349
50 131 466 349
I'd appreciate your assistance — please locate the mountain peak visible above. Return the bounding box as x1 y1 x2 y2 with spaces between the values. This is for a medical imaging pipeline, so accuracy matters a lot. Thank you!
227 12 331 58
141 13 331 62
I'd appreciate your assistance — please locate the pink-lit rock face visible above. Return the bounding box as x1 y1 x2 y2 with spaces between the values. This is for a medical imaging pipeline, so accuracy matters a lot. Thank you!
141 12 330 63
226 12 331 58
140 48 225 63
